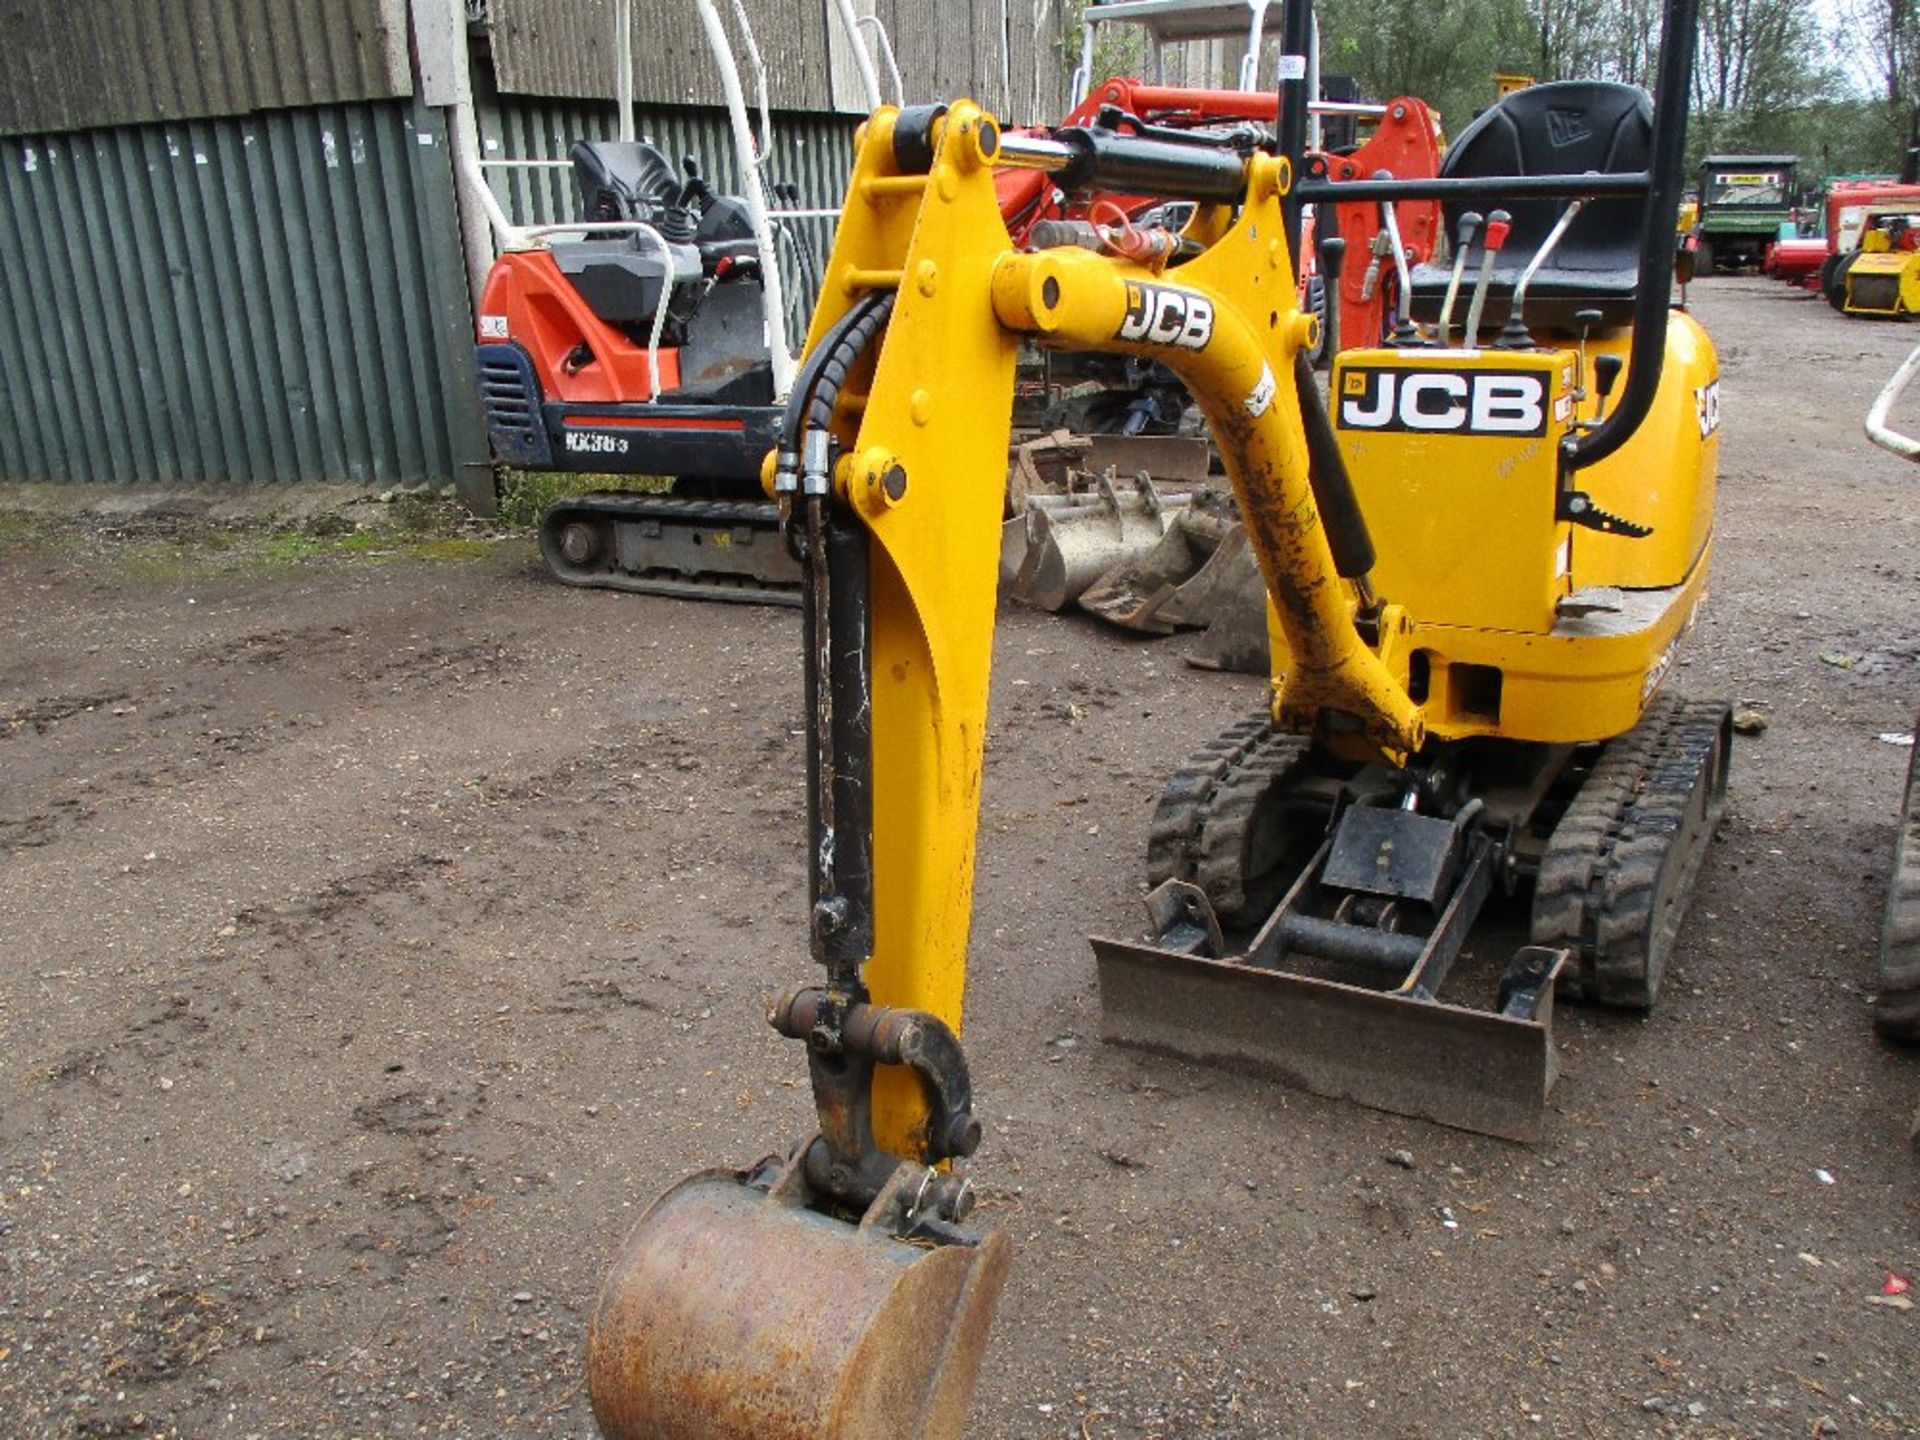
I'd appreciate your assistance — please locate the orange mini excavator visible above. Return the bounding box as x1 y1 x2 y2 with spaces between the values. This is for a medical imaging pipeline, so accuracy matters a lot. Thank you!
473 14 1440 601
475 141 801 603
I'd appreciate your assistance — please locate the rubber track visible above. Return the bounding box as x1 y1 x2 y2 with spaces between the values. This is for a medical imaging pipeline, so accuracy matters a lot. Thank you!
1193 728 1314 927
1874 724 1920 1041
540 495 800 606
1531 695 1732 1010
546 493 784 529
1145 714 1276 893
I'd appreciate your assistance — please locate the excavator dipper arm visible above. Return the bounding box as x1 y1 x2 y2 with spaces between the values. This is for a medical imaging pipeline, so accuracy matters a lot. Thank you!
586 99 1425 1440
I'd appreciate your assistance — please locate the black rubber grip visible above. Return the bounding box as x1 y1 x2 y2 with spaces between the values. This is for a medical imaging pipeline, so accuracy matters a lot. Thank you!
1317 236 1347 363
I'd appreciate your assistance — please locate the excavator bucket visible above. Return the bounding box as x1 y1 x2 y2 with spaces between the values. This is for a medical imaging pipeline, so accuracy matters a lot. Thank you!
1077 504 1270 658
1093 937 1564 1143
587 1164 1011 1440
1005 483 1175 612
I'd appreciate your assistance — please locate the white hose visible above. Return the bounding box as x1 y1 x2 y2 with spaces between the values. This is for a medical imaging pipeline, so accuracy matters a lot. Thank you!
1866 342 1920 461
692 0 795 396
829 0 883 111
727 0 772 164
858 15 906 107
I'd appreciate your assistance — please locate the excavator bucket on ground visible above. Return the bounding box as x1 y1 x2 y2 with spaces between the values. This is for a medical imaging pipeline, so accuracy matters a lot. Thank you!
589 1159 1010 1440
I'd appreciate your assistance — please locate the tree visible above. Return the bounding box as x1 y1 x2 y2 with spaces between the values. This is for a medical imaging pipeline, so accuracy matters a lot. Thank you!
1315 0 1537 131
1836 0 1920 174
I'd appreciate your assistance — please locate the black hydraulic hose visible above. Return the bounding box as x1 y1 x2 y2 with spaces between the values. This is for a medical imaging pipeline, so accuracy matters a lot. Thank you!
791 293 897 982
804 294 896 434
1293 352 1375 579
1562 0 1700 476
1276 0 1314 282
775 290 895 485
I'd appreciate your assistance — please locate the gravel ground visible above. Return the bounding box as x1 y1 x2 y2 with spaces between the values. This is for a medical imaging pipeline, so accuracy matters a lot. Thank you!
2 278 1916 1438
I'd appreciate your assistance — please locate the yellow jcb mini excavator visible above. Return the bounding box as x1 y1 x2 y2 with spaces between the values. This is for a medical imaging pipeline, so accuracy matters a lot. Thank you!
585 0 1723 1434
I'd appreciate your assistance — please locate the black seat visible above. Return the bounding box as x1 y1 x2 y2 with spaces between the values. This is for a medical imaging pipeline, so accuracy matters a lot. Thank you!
1408 80 1652 332
570 141 693 238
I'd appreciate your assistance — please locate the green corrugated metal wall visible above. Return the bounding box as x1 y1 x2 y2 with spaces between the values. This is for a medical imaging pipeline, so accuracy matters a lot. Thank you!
0 89 859 499
0 100 489 498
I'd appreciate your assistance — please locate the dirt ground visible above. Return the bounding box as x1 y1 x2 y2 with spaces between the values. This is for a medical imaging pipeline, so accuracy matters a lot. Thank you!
2 278 1917 1439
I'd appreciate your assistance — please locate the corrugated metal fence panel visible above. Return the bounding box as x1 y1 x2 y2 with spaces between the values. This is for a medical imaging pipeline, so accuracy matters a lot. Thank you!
485 0 1071 120
1015 0 1074 124
0 101 488 492
476 89 857 341
488 0 833 113
0 0 412 140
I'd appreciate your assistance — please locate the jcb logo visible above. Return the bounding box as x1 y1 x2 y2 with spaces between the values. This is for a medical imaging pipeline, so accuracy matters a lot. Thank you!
1117 283 1214 351
1337 367 1548 437
1695 380 1722 439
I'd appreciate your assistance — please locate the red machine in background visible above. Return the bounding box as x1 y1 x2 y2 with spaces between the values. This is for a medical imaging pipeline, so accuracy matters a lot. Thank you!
1764 179 1920 293
1765 234 1827 286
997 76 1444 353
473 0 1445 602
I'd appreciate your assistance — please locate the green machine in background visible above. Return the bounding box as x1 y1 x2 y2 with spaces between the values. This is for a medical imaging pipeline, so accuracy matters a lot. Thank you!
1693 154 1799 272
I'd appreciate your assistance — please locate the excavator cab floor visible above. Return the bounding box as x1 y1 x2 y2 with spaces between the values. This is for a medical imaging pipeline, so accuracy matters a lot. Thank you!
587 1162 1010 1440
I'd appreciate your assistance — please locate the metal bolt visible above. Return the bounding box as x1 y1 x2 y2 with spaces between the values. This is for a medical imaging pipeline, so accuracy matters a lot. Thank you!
812 894 850 937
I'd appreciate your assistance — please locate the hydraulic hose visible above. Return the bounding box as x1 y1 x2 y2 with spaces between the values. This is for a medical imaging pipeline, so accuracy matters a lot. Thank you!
804 294 897 435
787 293 898 982
775 291 897 490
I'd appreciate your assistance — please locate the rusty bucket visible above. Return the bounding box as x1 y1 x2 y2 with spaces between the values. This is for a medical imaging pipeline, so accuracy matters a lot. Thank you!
587 1165 1011 1440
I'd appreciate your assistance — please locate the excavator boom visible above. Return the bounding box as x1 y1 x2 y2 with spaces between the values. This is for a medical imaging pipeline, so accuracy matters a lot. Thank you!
587 98 1405 1440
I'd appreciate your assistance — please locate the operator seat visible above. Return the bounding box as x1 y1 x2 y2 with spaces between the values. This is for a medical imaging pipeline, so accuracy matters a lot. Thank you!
570 140 692 236
1408 80 1652 332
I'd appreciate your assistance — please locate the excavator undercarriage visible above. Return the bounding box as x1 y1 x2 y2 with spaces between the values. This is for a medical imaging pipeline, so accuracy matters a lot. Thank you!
1100 694 1731 1140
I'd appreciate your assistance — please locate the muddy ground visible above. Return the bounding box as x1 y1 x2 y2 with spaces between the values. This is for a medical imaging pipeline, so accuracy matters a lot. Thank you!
2 279 1917 1439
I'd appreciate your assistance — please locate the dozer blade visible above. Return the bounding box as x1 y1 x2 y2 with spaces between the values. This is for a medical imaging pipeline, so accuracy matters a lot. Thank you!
587 1165 1011 1440
1093 939 1561 1143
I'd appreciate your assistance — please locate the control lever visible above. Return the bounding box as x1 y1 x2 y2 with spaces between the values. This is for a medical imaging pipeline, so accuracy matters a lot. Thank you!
679 154 715 213
1461 209 1511 348
1317 235 1348 366
1496 197 1588 349
1559 352 1645 536
1568 308 1603 419
1674 237 1698 307
1435 211 1484 348
1592 353 1625 421
1377 180 1421 346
